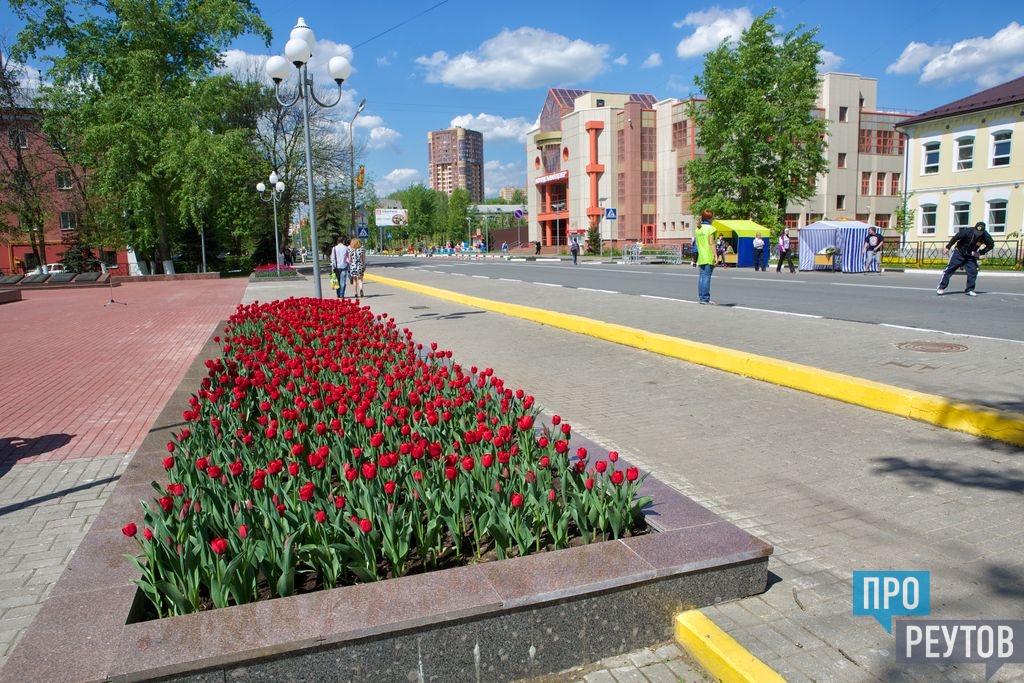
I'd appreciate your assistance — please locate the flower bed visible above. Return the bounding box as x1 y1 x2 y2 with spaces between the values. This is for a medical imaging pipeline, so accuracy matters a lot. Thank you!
250 264 299 278
123 297 649 618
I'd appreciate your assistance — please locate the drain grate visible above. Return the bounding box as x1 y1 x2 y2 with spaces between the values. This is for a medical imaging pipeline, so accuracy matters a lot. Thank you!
896 341 969 353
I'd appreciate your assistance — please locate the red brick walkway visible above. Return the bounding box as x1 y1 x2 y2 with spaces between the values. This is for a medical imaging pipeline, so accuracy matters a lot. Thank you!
0 279 247 465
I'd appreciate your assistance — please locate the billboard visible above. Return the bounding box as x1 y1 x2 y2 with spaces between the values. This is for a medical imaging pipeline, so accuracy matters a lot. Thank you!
375 208 408 226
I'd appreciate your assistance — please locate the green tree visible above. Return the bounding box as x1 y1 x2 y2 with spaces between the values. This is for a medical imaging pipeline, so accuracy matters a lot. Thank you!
10 0 271 272
687 10 828 234
446 188 472 245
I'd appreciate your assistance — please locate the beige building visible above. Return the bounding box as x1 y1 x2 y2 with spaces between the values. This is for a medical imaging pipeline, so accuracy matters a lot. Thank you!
525 74 912 248
896 75 1023 239
498 186 524 202
427 127 484 203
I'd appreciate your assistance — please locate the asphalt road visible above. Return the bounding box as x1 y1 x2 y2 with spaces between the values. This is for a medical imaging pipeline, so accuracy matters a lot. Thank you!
373 257 1024 342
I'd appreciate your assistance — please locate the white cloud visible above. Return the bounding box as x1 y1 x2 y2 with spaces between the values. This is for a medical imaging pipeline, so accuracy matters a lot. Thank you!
613 54 629 66
886 41 947 76
886 22 1024 88
367 127 401 150
818 49 843 72
642 53 663 69
483 160 525 197
377 168 422 195
415 27 608 90
674 8 754 59
449 113 536 143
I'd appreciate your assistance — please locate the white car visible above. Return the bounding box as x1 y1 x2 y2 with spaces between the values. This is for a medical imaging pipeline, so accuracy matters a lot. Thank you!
27 263 67 275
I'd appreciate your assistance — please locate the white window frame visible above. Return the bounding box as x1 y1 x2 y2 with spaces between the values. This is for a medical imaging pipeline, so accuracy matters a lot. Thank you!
991 130 1011 167
951 201 971 233
920 204 937 235
923 141 940 174
56 170 73 190
987 199 1007 234
955 136 974 171
59 212 78 232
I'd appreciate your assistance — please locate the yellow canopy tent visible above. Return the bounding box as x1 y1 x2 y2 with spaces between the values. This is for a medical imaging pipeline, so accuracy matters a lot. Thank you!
710 220 768 267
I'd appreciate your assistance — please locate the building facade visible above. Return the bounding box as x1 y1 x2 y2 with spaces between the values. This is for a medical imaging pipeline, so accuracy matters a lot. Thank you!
896 75 1023 240
1 103 94 274
427 126 485 203
525 74 912 249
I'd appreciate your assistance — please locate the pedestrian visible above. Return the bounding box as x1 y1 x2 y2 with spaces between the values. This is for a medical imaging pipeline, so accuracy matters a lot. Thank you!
282 246 293 267
535 240 541 256
863 226 883 273
695 209 716 304
936 221 995 296
349 237 366 298
330 235 351 299
570 237 579 265
752 232 766 271
715 236 727 266
776 229 796 273
501 241 509 255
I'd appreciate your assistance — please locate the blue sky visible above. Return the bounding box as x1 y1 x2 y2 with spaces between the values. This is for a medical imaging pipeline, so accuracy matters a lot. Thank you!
4 1 1024 198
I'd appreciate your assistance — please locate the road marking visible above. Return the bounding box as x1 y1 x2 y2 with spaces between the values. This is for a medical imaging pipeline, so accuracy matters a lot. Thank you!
498 278 522 283
578 287 619 294
879 324 1024 345
472 275 489 279
535 282 563 288
640 294 690 303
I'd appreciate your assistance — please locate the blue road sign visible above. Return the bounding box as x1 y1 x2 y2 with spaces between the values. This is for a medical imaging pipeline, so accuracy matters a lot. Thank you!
356 226 370 238
604 208 618 220
514 209 523 219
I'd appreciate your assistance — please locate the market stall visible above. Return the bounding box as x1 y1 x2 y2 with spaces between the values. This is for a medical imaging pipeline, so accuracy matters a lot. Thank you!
711 219 769 268
798 220 873 272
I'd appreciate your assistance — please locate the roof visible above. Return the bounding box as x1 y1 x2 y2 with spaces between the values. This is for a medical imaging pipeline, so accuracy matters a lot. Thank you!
801 220 874 231
712 219 766 237
897 74 1024 128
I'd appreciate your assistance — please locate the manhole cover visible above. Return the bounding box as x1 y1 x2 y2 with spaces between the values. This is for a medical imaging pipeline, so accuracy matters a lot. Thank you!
896 341 969 353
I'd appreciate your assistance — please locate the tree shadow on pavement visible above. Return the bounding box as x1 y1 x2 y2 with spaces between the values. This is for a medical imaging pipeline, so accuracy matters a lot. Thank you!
871 456 1024 493
0 433 74 477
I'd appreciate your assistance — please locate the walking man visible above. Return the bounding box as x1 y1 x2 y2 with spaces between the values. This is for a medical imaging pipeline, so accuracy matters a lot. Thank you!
937 221 995 296
569 237 579 265
695 209 716 304
776 229 796 273
863 226 883 273
330 235 351 299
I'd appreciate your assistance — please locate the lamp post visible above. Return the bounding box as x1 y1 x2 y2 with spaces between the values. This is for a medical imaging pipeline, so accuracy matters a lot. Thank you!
266 17 353 298
256 171 285 274
350 98 366 240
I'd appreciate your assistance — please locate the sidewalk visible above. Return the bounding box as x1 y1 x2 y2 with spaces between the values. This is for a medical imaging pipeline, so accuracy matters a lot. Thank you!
2 272 1021 682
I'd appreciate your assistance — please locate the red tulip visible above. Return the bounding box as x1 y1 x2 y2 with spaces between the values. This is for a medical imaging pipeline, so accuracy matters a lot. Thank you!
510 493 524 508
210 538 228 554
121 523 137 537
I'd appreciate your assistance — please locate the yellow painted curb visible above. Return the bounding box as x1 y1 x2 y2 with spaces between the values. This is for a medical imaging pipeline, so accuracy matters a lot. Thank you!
365 273 1024 448
675 610 785 683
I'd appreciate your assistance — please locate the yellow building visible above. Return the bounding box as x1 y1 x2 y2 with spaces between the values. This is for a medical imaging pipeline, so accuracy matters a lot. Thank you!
897 75 1023 240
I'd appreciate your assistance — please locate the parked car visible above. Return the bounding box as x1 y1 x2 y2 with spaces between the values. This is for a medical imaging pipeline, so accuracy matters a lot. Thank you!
27 263 67 275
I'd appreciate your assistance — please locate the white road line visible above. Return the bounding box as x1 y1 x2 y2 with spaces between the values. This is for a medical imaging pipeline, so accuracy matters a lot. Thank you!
535 282 563 288
471 275 490 279
498 278 522 283
879 324 1024 345
578 288 619 294
732 306 823 318
640 294 689 303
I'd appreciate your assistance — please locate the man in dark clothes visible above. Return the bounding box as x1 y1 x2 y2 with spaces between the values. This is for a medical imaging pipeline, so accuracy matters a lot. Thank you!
936 221 996 296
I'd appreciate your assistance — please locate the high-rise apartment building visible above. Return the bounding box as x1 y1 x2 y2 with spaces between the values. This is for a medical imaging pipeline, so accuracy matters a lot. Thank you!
525 74 912 248
428 127 484 203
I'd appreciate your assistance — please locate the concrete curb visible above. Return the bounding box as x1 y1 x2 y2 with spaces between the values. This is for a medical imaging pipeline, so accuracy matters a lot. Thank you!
674 610 785 683
366 273 1024 448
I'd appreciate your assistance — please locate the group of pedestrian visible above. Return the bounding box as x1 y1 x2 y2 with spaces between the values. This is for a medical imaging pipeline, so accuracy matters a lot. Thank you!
693 214 994 304
329 235 367 299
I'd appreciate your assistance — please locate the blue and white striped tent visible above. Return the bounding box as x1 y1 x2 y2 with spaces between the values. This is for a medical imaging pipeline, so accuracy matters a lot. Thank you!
798 221 874 273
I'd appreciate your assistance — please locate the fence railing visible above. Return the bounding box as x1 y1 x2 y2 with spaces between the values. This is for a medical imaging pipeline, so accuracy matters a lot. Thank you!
620 243 684 265
881 239 1022 269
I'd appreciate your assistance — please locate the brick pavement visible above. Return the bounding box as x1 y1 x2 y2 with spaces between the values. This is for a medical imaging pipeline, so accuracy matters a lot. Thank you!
0 279 247 670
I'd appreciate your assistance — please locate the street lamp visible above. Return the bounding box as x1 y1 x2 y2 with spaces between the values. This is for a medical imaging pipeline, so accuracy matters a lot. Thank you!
266 17 353 298
350 98 366 240
256 171 285 274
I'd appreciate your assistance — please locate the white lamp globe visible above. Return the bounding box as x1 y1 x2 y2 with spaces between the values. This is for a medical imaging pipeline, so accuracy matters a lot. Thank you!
269 171 279 185
275 181 285 193
265 55 290 82
328 56 352 83
256 182 266 192
285 37 311 66
290 18 315 49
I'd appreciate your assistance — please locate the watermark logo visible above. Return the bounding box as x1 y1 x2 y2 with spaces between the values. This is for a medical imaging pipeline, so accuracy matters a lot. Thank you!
896 620 1024 680
853 570 930 633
